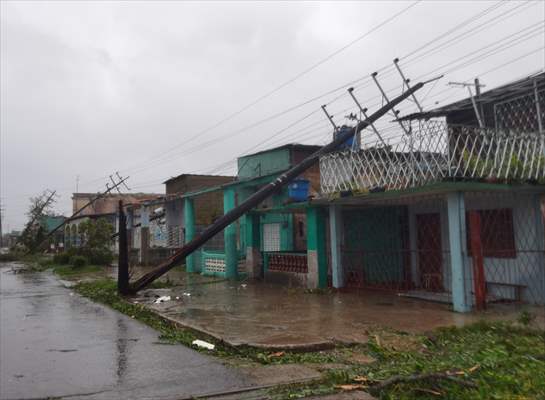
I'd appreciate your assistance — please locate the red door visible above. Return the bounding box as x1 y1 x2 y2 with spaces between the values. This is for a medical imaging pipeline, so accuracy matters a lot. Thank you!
416 213 443 291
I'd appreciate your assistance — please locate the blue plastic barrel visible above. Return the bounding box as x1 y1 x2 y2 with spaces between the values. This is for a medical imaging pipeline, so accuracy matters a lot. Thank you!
334 125 354 149
288 179 310 201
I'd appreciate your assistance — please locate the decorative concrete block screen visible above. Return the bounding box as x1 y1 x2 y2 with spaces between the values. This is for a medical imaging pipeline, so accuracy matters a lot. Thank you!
201 250 246 276
266 253 308 274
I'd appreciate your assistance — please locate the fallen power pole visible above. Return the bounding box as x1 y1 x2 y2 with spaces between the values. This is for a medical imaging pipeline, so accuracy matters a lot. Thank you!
129 80 430 293
35 175 129 251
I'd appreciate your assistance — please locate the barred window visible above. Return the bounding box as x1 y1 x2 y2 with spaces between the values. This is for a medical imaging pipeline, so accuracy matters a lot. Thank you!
467 208 516 258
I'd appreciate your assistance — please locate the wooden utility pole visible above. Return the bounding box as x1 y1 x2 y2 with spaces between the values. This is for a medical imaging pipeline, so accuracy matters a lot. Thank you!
129 79 431 293
117 200 130 295
35 175 129 251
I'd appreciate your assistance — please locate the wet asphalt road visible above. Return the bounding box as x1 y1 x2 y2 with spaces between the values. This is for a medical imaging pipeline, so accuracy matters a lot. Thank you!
0 263 251 400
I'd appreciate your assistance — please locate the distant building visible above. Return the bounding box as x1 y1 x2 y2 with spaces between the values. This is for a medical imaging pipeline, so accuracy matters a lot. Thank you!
162 174 234 249
72 193 161 217
40 215 65 250
67 192 162 251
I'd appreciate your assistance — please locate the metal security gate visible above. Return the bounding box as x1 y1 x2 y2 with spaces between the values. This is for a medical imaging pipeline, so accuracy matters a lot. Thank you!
341 206 411 290
263 223 281 252
416 213 444 292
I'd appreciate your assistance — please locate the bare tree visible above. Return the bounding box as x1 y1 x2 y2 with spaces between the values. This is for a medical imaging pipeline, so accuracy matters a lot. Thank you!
18 191 57 252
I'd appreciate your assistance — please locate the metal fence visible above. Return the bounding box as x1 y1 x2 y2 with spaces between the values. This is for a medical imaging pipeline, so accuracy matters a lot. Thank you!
320 121 545 194
494 88 544 133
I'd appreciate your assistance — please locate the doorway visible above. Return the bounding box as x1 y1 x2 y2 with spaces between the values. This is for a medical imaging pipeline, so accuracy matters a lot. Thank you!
416 213 443 291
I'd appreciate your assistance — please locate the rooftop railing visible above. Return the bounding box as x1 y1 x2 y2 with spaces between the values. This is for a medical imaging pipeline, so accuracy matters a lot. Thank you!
320 120 545 195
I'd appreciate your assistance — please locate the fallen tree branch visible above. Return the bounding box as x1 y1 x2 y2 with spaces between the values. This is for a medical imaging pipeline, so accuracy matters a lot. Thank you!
370 371 477 393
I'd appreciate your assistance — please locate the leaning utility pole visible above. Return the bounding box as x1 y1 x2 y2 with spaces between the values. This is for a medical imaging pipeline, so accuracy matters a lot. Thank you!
448 80 486 128
129 79 432 293
34 175 129 251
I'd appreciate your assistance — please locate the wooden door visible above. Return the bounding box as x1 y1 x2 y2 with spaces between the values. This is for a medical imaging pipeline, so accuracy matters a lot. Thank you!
416 213 443 291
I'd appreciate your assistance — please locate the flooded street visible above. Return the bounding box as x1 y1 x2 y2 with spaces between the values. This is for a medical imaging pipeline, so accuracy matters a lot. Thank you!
0 263 250 400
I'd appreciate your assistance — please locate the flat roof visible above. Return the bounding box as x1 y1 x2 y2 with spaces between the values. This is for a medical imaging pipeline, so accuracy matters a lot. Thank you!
238 143 322 160
162 173 234 185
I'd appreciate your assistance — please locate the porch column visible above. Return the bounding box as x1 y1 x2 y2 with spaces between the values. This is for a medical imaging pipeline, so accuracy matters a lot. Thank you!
446 192 471 312
245 212 261 279
223 188 238 280
140 205 150 266
329 204 344 288
307 207 327 289
184 198 196 273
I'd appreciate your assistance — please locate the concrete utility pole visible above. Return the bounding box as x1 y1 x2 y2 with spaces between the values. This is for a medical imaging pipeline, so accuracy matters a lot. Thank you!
117 200 130 295
448 79 486 128
129 78 433 293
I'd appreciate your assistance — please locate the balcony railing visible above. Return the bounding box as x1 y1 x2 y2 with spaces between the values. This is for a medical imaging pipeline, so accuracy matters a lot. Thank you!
320 121 545 195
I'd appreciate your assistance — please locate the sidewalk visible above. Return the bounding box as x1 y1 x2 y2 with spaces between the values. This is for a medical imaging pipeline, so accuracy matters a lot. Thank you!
129 270 543 349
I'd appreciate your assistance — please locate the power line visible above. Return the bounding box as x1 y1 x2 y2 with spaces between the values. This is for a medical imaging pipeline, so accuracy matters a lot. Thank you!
80 1 522 183
117 1 421 173
64 1 543 191
128 9 543 176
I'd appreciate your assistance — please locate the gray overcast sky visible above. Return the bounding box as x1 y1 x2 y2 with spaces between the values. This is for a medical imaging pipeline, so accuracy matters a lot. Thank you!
1 0 544 230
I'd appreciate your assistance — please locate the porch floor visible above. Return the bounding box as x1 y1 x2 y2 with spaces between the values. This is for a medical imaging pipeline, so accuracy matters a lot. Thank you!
129 271 544 349
399 290 452 304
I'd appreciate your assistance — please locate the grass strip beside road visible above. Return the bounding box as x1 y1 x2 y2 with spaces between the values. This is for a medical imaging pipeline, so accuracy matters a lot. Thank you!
74 279 545 400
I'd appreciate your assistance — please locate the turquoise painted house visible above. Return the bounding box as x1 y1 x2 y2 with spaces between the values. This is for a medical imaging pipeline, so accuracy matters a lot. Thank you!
183 144 329 288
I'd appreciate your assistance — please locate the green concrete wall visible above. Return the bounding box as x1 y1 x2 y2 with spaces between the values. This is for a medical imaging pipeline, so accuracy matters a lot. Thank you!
237 147 290 179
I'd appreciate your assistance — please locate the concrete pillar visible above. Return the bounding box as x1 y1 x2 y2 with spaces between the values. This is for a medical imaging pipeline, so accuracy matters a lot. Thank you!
307 207 327 289
223 188 238 280
245 212 262 279
184 198 196 273
447 192 471 312
329 205 344 288
140 206 150 266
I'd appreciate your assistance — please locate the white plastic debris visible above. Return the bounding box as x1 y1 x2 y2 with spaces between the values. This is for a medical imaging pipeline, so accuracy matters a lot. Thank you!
182 292 191 297
154 296 171 304
192 339 215 350
240 284 247 289
175 296 180 300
